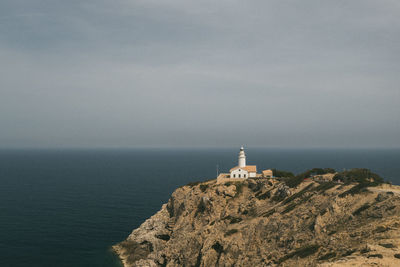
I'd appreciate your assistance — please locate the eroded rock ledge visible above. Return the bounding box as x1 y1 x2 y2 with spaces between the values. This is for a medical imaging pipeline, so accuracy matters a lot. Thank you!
113 178 400 267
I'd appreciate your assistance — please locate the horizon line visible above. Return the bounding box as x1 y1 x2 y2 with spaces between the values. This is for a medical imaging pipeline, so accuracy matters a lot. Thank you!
0 146 400 151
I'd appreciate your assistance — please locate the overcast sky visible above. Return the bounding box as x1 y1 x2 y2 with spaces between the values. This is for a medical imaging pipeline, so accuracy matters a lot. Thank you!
0 0 399 148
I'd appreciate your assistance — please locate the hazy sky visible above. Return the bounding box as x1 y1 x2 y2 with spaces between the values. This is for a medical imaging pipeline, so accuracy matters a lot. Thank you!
0 0 399 148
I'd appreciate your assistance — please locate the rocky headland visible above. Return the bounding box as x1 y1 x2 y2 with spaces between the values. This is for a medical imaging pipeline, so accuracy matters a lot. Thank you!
113 169 400 266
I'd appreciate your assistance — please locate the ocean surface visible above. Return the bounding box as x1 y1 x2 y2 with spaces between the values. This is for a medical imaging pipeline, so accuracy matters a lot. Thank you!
1 148 400 267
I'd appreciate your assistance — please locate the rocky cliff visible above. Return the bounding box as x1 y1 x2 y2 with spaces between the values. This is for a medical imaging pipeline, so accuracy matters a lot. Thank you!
113 177 400 266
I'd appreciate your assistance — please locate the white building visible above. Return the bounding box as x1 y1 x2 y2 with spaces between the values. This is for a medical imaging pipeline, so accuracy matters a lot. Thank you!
230 146 257 178
262 169 273 178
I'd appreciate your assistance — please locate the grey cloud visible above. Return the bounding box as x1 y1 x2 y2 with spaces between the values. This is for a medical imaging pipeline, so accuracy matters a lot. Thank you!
0 0 399 148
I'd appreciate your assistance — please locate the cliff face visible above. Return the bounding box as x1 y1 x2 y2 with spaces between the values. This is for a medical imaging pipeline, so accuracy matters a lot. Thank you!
113 178 400 267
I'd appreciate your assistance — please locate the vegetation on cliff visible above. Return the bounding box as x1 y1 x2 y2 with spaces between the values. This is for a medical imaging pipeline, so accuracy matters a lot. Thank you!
282 167 383 189
333 168 384 184
113 168 399 267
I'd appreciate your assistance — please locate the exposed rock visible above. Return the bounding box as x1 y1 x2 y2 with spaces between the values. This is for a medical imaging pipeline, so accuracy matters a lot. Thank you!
272 184 291 201
113 179 400 267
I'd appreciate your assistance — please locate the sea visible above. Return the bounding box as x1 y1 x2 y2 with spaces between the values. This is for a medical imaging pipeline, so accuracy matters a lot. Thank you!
1 148 400 267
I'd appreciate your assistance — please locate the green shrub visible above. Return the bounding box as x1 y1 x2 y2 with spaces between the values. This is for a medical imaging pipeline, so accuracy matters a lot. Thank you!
313 181 336 192
256 190 271 200
234 182 244 196
282 193 314 214
338 183 369 198
379 243 397 248
360 246 370 254
283 168 336 187
313 168 336 175
224 229 238 237
282 183 314 204
248 180 263 192
212 242 224 253
386 206 396 211
296 168 336 180
272 169 294 178
155 234 170 241
200 184 209 192
277 244 320 263
367 254 383 258
283 176 304 188
309 220 316 231
328 230 336 236
223 215 242 224
175 202 185 218
374 226 388 233
262 208 275 217
195 198 207 216
229 217 242 224
293 244 320 257
271 194 286 202
342 249 355 256
186 181 201 187
282 202 297 214
352 203 371 216
222 181 245 199
333 168 384 184
248 206 258 217
318 252 336 261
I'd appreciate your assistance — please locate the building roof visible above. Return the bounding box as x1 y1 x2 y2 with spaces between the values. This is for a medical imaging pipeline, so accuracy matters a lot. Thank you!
230 165 257 173
262 169 273 174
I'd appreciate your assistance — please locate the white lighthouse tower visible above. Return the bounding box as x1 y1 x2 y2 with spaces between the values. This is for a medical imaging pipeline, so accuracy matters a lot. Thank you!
238 146 246 167
229 146 257 178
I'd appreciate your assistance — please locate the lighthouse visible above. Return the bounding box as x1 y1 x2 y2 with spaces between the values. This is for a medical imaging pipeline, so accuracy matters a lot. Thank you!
238 146 246 167
229 146 257 178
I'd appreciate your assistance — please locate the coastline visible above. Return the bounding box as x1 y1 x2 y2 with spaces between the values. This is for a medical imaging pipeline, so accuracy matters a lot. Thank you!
112 175 400 266
112 245 128 267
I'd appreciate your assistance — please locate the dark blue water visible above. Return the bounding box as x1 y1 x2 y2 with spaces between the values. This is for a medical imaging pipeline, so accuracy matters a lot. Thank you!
1 148 399 267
